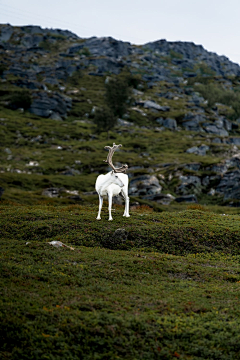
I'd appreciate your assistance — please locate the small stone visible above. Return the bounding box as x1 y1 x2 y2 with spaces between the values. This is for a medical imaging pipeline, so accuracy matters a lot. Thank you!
175 195 198 203
4 148 11 154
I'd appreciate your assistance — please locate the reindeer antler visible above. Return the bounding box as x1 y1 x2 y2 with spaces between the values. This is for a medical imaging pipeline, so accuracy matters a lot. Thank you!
103 143 128 173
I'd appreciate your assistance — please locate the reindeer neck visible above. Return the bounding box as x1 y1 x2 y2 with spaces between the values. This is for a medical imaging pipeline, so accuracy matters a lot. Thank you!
99 172 114 193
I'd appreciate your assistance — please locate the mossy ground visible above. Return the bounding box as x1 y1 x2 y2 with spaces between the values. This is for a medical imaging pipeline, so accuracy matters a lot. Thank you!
1 205 240 359
0 103 233 209
2 31 240 358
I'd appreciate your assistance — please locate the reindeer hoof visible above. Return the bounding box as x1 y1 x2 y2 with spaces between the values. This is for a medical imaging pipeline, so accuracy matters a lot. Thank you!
96 217 101 220
108 218 113 221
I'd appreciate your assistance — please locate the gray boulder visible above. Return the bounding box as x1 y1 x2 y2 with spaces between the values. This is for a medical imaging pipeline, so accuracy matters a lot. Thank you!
49 112 63 121
143 193 175 205
13 79 42 90
186 145 209 156
182 120 204 132
228 138 240 146
202 176 210 187
0 25 13 42
184 163 201 171
112 195 124 205
176 175 202 195
227 154 240 169
209 164 228 175
45 77 59 85
67 36 132 58
21 34 44 48
29 92 72 118
129 175 162 197
189 94 205 105
42 188 65 198
175 195 198 203
215 170 240 200
182 113 205 132
144 39 240 77
156 117 177 130
87 58 124 74
203 121 229 137
212 138 222 143
20 25 79 40
223 119 232 131
117 118 133 127
163 118 177 130
140 100 170 112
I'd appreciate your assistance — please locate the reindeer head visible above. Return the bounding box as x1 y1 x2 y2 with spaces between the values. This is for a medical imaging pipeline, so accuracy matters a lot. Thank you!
110 173 124 187
103 143 128 174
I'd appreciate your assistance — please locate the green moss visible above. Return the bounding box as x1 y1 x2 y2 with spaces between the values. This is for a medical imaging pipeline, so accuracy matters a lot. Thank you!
1 206 240 358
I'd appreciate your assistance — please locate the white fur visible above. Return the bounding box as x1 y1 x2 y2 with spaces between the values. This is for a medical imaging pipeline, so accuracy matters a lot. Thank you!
95 171 130 221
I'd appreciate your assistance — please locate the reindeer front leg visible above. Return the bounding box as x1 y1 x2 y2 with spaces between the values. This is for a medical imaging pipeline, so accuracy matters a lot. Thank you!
108 191 113 221
96 194 103 220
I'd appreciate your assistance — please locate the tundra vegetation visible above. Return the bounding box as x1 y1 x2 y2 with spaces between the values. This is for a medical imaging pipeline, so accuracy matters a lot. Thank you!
1 24 240 359
1 206 240 359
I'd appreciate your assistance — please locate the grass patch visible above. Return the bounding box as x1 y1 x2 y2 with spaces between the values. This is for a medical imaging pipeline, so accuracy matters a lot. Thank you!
1 205 240 359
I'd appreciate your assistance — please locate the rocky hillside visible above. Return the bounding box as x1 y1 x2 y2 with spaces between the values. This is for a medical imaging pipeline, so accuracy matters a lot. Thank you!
1 23 240 208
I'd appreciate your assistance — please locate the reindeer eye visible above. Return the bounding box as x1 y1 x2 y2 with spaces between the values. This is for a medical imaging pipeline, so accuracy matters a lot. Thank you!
115 176 118 178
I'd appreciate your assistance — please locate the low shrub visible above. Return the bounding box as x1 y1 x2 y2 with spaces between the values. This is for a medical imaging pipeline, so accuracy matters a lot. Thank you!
8 90 32 110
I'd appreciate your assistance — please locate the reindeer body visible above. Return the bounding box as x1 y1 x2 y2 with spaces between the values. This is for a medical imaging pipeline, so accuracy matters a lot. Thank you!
95 144 130 221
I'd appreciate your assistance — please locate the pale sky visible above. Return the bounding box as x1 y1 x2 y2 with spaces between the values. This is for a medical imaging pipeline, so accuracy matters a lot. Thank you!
1 0 240 65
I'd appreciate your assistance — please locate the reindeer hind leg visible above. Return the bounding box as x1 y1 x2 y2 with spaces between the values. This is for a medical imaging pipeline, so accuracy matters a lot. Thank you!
121 189 130 217
108 191 113 221
96 194 103 220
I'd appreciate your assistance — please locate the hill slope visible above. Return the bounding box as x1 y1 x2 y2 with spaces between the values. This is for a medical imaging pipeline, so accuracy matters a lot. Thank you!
1 24 240 208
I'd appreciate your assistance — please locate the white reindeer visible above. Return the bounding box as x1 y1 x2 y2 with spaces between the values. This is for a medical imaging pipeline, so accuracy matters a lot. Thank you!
95 143 130 221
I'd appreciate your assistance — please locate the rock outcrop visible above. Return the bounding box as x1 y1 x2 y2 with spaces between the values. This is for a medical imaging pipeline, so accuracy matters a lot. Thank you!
1 23 240 121
129 175 162 197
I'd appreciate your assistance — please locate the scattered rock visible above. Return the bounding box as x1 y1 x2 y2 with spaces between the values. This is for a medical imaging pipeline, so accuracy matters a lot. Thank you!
42 187 65 198
186 145 209 156
26 161 39 167
138 100 170 112
4 148 12 154
117 118 133 127
112 195 124 205
208 188 216 196
143 193 175 205
228 138 240 146
0 25 13 42
203 121 229 137
215 170 240 200
184 163 201 171
129 175 162 197
182 113 205 132
83 191 98 195
156 117 177 130
48 241 74 250
29 91 72 118
177 175 202 195
175 194 198 203
67 36 132 58
212 138 222 143
209 164 228 175
49 112 63 121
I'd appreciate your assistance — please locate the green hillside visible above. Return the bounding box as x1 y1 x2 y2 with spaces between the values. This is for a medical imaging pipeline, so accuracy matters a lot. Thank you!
2 24 240 359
